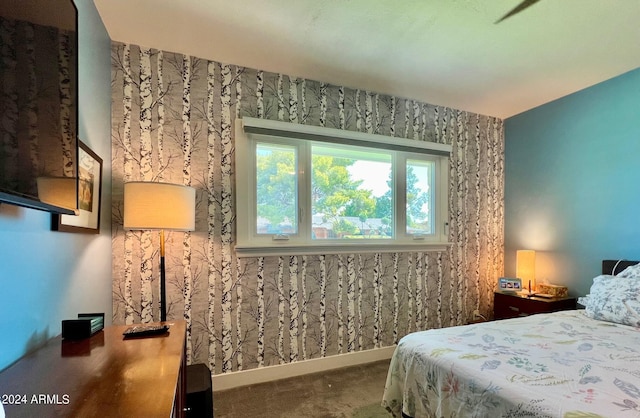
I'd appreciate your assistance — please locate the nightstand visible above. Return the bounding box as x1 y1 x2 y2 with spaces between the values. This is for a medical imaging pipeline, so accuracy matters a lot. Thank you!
494 292 577 320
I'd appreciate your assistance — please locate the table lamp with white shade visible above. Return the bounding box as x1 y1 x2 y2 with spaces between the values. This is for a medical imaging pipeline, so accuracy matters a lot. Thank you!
516 249 536 295
123 181 195 322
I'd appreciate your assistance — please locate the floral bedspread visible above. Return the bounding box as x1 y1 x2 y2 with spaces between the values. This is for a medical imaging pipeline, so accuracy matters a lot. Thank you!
382 310 640 418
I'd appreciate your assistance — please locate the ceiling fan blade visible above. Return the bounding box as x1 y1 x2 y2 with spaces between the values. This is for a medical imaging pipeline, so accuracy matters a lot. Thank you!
495 0 541 23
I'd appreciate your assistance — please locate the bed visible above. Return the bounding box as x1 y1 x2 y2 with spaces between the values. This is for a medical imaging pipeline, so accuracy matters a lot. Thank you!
382 260 640 418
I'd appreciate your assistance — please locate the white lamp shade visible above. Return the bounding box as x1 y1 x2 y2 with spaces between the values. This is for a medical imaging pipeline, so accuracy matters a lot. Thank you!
516 250 536 290
37 176 77 210
124 182 195 231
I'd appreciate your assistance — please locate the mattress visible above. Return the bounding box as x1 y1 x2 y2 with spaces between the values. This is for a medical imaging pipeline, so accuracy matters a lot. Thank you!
382 310 640 417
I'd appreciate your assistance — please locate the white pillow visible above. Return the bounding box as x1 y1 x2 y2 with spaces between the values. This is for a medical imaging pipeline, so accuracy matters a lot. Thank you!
617 263 640 278
584 274 640 327
577 295 590 307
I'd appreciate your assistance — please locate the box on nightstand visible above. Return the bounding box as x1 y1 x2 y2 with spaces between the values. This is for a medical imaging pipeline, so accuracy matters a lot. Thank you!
537 283 569 298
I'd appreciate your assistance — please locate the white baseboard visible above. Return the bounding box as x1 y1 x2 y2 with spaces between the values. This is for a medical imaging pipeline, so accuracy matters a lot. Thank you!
212 345 396 392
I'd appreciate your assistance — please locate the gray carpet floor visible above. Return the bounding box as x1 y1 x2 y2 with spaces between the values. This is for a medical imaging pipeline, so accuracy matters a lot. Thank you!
213 359 392 417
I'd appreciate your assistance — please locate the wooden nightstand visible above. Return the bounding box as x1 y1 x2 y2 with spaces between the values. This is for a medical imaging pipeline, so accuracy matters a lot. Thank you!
494 292 577 320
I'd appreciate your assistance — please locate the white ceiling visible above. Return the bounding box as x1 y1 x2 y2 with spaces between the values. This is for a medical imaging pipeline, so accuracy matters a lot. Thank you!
93 0 640 119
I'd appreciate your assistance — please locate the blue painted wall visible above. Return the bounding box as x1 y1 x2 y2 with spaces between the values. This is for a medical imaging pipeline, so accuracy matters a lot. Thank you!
505 68 640 297
0 0 112 372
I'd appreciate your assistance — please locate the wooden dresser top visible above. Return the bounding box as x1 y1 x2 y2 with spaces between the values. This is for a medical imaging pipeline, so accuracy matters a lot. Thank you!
0 320 186 418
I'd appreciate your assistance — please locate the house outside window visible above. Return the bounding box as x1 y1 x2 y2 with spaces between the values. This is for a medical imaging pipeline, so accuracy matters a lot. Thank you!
235 117 451 257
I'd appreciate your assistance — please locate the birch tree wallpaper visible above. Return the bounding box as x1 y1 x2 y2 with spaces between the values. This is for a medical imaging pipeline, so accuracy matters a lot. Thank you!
111 42 504 375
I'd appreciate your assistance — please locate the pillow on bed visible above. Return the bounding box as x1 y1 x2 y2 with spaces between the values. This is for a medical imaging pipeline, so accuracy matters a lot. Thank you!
584 274 640 327
577 295 591 307
616 263 640 278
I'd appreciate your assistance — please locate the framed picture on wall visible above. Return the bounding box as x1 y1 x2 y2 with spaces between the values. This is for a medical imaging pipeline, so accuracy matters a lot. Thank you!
52 141 103 233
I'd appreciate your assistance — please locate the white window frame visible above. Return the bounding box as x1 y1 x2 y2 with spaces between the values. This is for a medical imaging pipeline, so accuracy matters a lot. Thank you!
235 117 452 257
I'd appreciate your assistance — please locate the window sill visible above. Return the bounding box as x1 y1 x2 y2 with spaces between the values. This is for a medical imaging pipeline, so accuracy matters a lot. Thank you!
234 242 453 258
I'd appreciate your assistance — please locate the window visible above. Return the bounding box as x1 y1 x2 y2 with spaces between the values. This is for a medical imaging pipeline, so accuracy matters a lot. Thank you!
235 117 451 257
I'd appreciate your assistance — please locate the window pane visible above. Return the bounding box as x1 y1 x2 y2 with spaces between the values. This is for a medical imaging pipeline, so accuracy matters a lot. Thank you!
311 144 392 240
406 159 434 235
256 143 297 235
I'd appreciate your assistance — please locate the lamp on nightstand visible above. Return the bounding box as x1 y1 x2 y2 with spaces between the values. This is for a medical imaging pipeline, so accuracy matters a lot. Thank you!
123 181 195 322
517 250 536 294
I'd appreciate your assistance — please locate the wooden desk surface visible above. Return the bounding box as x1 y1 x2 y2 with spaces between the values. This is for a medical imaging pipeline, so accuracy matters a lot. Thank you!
0 321 186 418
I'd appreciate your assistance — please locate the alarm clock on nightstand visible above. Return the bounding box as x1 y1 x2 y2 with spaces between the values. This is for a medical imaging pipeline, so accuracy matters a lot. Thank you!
497 277 522 294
